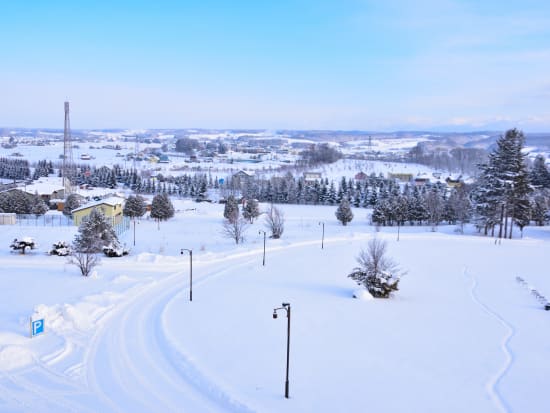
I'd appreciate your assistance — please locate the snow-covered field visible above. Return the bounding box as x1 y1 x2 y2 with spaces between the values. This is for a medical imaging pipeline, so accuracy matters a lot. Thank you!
1 200 549 412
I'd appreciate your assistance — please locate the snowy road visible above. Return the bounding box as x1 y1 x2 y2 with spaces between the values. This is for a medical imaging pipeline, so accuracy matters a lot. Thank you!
85 253 264 413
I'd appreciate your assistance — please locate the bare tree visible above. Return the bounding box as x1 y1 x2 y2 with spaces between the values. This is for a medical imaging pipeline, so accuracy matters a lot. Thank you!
264 204 285 239
348 238 404 298
68 251 101 277
222 217 249 244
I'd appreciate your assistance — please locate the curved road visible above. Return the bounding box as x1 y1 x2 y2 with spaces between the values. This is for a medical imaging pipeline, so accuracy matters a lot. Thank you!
84 252 263 413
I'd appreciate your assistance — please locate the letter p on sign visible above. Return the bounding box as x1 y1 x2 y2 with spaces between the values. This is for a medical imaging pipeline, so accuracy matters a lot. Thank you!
31 319 44 337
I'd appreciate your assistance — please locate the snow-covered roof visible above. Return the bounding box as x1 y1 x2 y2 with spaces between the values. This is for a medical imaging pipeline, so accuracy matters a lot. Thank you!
72 196 125 213
20 177 64 195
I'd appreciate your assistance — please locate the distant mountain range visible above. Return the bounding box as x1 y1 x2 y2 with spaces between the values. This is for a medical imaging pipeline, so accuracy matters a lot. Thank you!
2 127 549 150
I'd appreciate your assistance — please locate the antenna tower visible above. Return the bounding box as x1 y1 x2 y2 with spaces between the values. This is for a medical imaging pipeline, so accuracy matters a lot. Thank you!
63 101 74 194
133 134 140 170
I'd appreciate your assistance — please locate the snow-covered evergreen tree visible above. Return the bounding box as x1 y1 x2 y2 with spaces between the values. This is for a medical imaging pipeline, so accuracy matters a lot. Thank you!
223 195 240 223
150 193 175 221
242 198 260 223
530 155 550 189
424 186 444 230
335 197 354 226
445 185 471 232
123 195 147 218
30 195 49 216
472 129 531 238
531 193 549 226
63 194 83 217
73 208 119 253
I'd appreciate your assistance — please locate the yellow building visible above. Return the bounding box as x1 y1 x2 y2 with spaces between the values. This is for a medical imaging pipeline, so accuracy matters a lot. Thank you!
72 196 124 227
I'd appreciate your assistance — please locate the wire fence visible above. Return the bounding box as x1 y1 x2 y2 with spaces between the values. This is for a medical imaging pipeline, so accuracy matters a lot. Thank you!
15 214 74 227
10 214 130 236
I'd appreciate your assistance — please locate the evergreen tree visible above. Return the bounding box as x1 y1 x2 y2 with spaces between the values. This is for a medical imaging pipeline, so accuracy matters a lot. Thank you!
30 195 49 216
335 197 354 226
223 195 240 223
63 193 83 217
242 198 260 223
197 181 208 200
424 186 444 230
408 186 427 225
123 195 147 218
73 208 119 253
470 129 531 238
531 193 549 226
150 193 175 221
530 155 550 189
392 195 408 240
446 185 471 232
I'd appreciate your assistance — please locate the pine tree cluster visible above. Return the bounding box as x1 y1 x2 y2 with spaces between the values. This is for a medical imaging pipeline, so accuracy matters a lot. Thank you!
0 158 30 180
0 190 48 215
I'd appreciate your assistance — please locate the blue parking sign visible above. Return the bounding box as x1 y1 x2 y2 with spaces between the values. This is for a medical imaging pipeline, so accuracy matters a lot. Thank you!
31 318 44 337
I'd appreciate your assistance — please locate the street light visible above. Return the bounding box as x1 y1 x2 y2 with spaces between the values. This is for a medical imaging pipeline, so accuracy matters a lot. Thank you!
180 248 193 301
133 218 138 246
259 230 266 266
272 302 291 398
319 221 325 249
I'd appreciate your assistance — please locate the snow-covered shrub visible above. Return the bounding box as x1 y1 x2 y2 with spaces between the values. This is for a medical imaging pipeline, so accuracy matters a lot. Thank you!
102 243 130 257
10 237 36 254
49 241 71 256
348 238 404 298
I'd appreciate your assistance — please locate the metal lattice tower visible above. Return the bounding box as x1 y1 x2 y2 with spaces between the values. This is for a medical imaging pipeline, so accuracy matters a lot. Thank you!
63 101 74 195
133 134 139 170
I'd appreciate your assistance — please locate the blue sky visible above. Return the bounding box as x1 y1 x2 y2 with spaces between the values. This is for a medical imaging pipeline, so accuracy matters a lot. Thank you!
1 0 549 131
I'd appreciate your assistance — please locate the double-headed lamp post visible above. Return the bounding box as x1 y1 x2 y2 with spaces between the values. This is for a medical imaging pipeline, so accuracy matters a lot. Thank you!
180 248 193 301
259 230 266 266
273 302 291 398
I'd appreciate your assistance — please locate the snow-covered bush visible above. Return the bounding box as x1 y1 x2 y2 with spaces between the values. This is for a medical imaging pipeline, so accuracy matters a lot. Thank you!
49 241 71 256
102 243 130 257
10 237 36 254
348 238 404 298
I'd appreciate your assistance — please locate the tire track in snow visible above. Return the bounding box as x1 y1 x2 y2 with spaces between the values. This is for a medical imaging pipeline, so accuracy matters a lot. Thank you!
463 267 515 413
0 364 97 413
85 254 261 413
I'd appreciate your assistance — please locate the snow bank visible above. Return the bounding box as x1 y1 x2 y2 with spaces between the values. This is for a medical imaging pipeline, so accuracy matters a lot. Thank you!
0 345 34 370
352 288 373 300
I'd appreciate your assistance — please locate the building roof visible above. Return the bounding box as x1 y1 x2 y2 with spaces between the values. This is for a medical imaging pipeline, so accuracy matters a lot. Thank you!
72 196 124 213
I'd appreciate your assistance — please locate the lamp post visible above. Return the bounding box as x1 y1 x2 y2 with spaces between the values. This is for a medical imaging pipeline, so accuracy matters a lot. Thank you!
272 302 291 398
180 248 193 301
319 221 325 249
259 230 266 266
